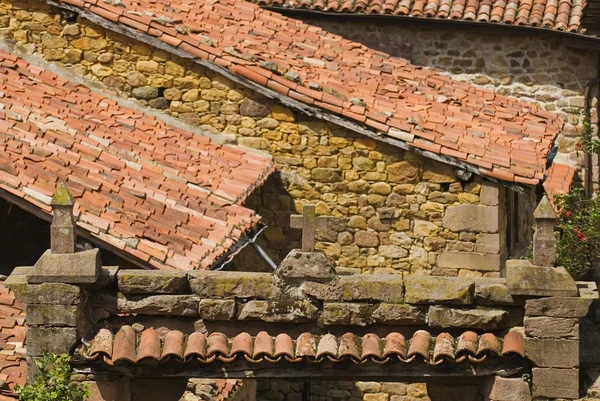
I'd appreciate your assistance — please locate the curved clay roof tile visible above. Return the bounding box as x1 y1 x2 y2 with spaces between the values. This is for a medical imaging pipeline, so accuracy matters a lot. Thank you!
112 326 137 364
407 330 431 361
184 332 207 361
316 333 338 359
161 330 185 360
136 328 162 362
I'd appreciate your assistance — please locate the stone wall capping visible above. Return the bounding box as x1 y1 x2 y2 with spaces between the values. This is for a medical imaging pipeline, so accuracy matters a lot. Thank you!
474 278 525 306
117 269 188 294
506 260 578 297
404 276 474 305
302 275 404 303
27 248 101 284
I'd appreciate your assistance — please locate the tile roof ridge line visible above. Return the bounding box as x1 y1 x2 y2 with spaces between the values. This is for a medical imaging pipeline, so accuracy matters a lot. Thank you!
0 36 274 163
42 0 529 193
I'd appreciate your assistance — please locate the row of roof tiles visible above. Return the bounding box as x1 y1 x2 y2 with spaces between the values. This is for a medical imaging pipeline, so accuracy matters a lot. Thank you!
252 0 587 33
82 327 525 365
54 0 563 186
0 50 275 270
0 283 25 399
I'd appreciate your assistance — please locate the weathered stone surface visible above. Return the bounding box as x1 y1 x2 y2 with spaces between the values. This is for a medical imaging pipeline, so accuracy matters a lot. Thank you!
404 276 474 304
275 249 336 282
9 279 81 305
238 300 318 322
532 368 579 399
442 205 498 233
474 278 522 305
26 304 79 327
311 168 342 183
239 98 270 117
302 275 404 302
428 306 508 329
118 294 200 316
132 86 159 99
480 376 531 401
421 163 456 183
198 300 236 320
189 271 279 299
437 251 501 271
28 327 77 356
506 260 578 297
427 384 479 401
526 338 579 368
117 270 188 294
525 297 592 318
372 303 426 324
533 195 558 267
476 234 501 254
479 181 499 206
387 161 420 183
323 302 374 326
28 249 101 284
524 316 579 339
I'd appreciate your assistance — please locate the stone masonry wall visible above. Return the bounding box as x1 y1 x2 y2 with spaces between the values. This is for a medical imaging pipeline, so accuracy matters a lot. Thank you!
298 18 598 177
0 0 510 276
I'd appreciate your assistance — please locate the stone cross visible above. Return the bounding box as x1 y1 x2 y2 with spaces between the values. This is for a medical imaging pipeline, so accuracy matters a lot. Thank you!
50 182 76 254
533 195 557 267
290 204 327 252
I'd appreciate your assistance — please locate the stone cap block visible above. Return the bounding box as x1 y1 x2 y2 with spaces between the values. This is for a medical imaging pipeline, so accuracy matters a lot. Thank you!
506 260 578 297
404 276 474 305
118 270 188 294
275 249 336 282
525 296 593 318
427 306 511 330
27 249 101 284
474 278 524 306
6 268 81 305
302 275 404 303
577 281 599 299
188 271 280 299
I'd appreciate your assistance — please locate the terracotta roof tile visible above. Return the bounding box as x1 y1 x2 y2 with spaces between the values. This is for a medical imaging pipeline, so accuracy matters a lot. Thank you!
81 327 525 365
0 282 26 399
543 162 577 197
48 0 563 185
0 51 275 270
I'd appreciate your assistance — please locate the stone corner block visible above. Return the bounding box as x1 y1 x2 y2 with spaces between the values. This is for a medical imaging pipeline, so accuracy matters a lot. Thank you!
28 249 101 284
474 278 523 306
27 327 78 356
404 276 474 305
117 269 188 294
275 249 336 282
577 280 599 300
506 261 578 297
532 368 579 399
26 304 80 327
525 297 592 318
480 376 531 401
442 204 498 233
525 338 579 368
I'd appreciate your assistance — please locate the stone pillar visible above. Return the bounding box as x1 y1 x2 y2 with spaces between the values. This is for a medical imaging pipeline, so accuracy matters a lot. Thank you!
532 195 557 267
50 182 76 254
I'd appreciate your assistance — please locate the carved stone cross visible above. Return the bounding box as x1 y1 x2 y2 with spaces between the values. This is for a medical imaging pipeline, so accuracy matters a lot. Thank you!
290 204 327 252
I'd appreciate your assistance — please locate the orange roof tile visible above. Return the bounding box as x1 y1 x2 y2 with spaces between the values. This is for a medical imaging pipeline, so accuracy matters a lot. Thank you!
81 327 525 365
50 0 563 186
543 162 577 197
0 282 26 398
251 0 588 33
0 51 275 270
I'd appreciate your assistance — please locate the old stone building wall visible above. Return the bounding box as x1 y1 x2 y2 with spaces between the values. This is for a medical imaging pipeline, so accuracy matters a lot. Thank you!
0 0 510 276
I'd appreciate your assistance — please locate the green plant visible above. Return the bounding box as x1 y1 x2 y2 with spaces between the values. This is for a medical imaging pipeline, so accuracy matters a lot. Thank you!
555 187 600 278
16 353 89 401
576 120 598 155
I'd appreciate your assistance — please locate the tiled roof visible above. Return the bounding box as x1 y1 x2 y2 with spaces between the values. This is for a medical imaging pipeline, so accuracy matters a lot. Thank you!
81 327 525 365
251 0 587 33
543 162 577 197
0 50 275 271
55 0 563 186
0 282 26 399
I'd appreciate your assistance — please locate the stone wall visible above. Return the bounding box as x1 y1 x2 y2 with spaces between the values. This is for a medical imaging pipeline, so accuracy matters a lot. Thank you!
0 0 516 276
296 18 598 177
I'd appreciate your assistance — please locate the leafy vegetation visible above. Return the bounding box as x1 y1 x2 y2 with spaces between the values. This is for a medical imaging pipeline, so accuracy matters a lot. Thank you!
16 353 89 401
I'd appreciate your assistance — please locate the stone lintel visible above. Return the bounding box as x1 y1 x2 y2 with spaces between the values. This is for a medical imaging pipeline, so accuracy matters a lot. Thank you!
27 249 101 284
118 270 188 294
302 275 404 303
532 368 579 399
275 249 336 282
506 260 578 297
404 276 474 305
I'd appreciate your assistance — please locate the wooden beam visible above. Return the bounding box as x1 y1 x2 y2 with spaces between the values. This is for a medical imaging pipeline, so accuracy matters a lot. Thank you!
43 0 528 193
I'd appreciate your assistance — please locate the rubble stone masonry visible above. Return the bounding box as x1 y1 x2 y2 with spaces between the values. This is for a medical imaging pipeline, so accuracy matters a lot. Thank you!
0 0 517 276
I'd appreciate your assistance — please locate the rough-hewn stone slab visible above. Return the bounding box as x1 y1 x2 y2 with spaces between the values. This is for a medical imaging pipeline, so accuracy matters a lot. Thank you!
302 275 404 303
9 280 81 305
437 252 501 271
524 316 579 339
526 338 579 368
506 260 578 297
27 249 101 284
532 368 579 399
275 250 336 282
238 300 318 322
189 272 279 299
427 306 507 330
198 299 236 320
474 278 523 306
323 302 374 326
28 327 78 356
372 304 426 325
26 304 80 327
117 294 200 316
442 205 498 233
404 276 474 305
525 297 592 318
481 376 531 401
118 270 188 294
